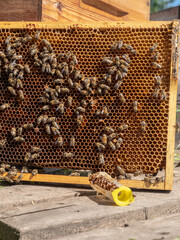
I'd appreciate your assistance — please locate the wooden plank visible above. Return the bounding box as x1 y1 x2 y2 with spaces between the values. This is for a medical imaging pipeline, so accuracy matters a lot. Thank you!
165 20 180 190
0 0 41 21
42 0 150 22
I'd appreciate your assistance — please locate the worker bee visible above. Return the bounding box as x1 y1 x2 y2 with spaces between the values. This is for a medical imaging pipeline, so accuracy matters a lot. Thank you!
99 84 110 91
4 176 14 184
45 124 51 135
51 121 59 130
61 66 69 76
125 173 132 179
117 124 128 132
95 109 101 116
80 90 89 96
8 86 16 96
51 126 60 136
108 141 116 151
77 115 83 126
104 126 114 134
0 167 6 174
108 133 117 141
23 64 30 74
32 169 38 176
121 64 128 73
74 82 83 92
37 115 44 125
124 44 137 54
50 99 59 106
101 106 109 117
42 39 53 52
97 88 102 95
76 107 85 113
114 80 123 90
175 122 180 134
0 139 7 148
47 117 56 123
5 36 12 44
67 78 74 88
150 43 158 53
0 51 6 59
152 51 160 62
105 75 112 85
13 136 25 143
54 79 63 85
160 90 167 101
116 138 123 148
100 134 107 146
99 153 105 165
31 153 40 160
10 127 16 137
11 42 21 48
31 146 41 153
21 166 28 173
116 166 126 176
0 103 10 111
56 103 65 114
155 176 164 183
17 127 23 136
24 152 31 162
18 90 24 101
141 121 146 132
90 77 97 87
42 105 50 111
70 136 75 147
152 62 162 69
22 123 33 130
95 142 106 151
102 57 114 65
133 171 143 177
29 45 38 56
122 54 131 63
63 152 74 158
61 87 70 94
74 70 83 80
55 136 63 147
133 100 138 112
155 75 162 86
16 79 23 89
15 173 24 183
153 87 159 98
81 100 87 107
108 66 117 75
119 93 125 103
8 73 16 87
22 35 32 44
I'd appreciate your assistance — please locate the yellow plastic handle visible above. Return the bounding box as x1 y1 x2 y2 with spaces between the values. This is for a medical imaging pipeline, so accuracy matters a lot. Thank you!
112 186 134 206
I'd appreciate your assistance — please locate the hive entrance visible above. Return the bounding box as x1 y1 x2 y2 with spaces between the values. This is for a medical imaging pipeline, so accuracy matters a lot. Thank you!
0 22 177 183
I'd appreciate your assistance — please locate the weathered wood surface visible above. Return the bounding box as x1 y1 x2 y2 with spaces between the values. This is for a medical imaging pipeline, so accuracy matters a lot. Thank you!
0 0 41 21
42 0 150 22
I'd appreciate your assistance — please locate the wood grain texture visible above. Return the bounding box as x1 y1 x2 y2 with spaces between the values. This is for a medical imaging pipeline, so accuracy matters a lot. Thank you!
0 0 41 21
42 0 150 22
165 20 180 190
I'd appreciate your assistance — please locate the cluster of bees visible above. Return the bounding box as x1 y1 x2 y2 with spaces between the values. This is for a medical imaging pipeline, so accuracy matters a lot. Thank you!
89 172 120 192
0 29 168 185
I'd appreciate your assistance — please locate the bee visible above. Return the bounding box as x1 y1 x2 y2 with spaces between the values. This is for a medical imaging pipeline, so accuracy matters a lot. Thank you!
116 138 123 148
16 79 23 89
133 171 143 177
175 122 180 134
17 127 23 136
63 152 74 158
67 78 74 88
101 106 109 117
108 66 117 75
77 115 83 126
5 36 12 44
102 57 114 65
12 54 22 61
152 62 162 69
24 152 31 162
37 115 44 125
21 166 28 173
119 93 125 103
74 82 83 92
72 54 78 64
108 141 116 151
54 79 63 85
125 173 132 179
34 30 40 40
15 173 24 183
50 99 59 106
95 109 101 116
80 90 89 96
29 45 38 56
155 75 162 86
99 84 110 91
61 66 69 76
22 35 32 43
90 77 97 87
81 100 87 107
117 124 128 132
122 54 131 63
31 146 41 153
0 51 6 59
121 64 129 73
22 123 34 130
70 136 75 147
56 103 65 114
51 126 60 136
141 121 146 132
108 133 117 141
18 90 24 101
0 103 10 111
104 126 114 134
150 43 158 52
47 117 56 123
99 153 105 165
11 42 21 48
76 107 85 113
116 166 126 176
61 87 70 94
160 90 167 101
83 78 91 89
31 154 39 160
42 39 53 52
32 169 38 176
114 80 123 90
55 136 63 147
13 136 25 143
4 176 14 184
0 163 6 168
124 44 137 54
4 164 11 169
152 51 160 62
42 105 50 111
95 142 106 151
34 61 41 67
133 100 138 112
0 167 6 174
153 87 159 98
8 86 16 96
24 64 30 74
51 58 57 68
155 177 164 183
0 139 7 148
45 124 51 135
100 134 107 146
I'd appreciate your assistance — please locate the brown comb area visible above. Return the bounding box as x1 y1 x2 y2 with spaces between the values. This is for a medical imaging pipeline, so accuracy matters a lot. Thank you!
0 26 172 177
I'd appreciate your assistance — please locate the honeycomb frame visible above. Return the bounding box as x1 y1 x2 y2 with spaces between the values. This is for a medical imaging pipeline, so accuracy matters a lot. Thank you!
0 21 179 190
